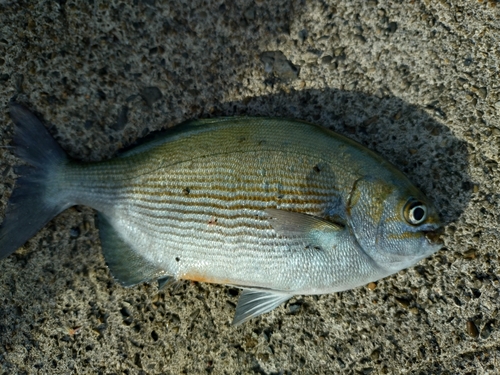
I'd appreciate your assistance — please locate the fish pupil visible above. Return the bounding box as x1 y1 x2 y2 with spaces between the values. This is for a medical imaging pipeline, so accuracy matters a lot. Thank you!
413 207 424 220
410 206 426 223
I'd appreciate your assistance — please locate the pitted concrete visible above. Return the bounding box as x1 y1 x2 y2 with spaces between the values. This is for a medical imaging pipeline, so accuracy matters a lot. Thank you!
0 1 499 374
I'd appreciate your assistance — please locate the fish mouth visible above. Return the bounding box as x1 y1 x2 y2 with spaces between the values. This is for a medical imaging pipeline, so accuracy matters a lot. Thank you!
423 227 444 245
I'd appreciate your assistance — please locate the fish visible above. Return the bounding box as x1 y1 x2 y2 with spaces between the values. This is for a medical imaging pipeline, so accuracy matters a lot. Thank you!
0 102 443 325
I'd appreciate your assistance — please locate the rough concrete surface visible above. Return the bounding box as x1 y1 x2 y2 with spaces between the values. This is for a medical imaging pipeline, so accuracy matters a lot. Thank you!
0 0 499 374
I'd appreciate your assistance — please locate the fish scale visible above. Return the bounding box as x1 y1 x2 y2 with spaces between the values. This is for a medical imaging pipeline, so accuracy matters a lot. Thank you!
1 103 443 325
61 130 361 291
87 150 356 290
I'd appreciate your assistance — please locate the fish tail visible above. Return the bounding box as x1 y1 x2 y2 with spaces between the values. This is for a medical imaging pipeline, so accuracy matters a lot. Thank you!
0 102 71 260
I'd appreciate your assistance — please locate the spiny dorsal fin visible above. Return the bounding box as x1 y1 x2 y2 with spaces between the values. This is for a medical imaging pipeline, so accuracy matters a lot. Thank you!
97 213 169 287
233 289 292 326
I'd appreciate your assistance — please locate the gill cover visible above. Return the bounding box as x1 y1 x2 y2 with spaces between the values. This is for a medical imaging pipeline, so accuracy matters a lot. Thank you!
346 175 440 272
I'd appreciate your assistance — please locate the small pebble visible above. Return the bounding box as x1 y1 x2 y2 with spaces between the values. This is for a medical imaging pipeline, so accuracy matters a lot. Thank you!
354 35 366 43
395 297 410 308
477 87 487 99
321 56 333 65
467 321 479 338
260 51 300 81
111 106 128 131
140 86 163 107
334 47 344 57
480 321 495 339
387 22 398 33
462 249 477 259
69 227 80 238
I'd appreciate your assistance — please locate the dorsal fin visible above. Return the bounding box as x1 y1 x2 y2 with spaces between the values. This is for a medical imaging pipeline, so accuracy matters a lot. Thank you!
97 213 169 286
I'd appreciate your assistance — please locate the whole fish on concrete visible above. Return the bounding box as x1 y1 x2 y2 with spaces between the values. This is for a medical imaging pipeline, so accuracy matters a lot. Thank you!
0 102 443 325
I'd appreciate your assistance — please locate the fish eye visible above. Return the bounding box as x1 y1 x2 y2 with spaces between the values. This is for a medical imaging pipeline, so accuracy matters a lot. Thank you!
403 199 428 225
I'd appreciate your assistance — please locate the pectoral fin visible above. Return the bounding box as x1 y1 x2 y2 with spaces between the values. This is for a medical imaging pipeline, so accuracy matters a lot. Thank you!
233 289 292 326
265 208 344 249
265 208 343 235
98 213 169 287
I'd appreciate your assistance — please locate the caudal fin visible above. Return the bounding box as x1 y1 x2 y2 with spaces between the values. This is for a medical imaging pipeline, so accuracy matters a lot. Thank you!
0 102 70 260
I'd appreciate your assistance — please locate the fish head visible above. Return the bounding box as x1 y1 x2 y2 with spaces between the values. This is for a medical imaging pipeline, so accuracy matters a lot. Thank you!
347 175 443 274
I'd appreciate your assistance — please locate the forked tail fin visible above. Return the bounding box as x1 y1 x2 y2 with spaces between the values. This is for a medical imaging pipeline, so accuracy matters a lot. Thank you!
0 102 71 259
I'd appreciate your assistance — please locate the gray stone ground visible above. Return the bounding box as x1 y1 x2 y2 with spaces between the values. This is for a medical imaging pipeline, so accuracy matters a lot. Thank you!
0 0 499 374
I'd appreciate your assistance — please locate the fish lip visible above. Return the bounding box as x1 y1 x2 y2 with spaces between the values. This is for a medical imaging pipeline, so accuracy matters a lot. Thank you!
423 227 444 245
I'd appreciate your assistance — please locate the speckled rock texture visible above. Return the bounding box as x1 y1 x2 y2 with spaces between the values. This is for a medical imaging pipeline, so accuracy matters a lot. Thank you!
0 0 499 374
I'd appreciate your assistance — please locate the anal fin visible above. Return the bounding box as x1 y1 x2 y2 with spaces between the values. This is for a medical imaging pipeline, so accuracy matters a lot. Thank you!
233 289 292 326
98 213 169 287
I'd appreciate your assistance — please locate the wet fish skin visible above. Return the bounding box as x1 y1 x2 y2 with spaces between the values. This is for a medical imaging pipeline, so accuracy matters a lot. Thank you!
0 103 442 325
